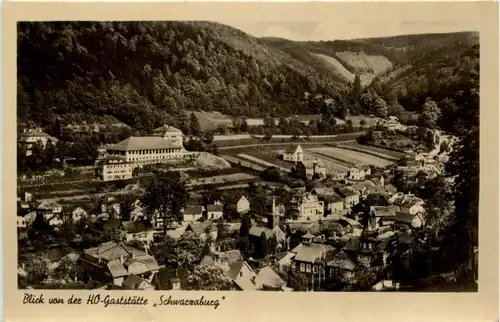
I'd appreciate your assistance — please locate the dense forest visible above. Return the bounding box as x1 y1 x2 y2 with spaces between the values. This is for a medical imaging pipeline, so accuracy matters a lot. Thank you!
18 21 478 133
18 21 343 133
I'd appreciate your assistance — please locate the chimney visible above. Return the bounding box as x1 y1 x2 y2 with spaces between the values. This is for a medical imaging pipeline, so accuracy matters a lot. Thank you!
132 251 136 259
120 255 124 264
272 197 276 214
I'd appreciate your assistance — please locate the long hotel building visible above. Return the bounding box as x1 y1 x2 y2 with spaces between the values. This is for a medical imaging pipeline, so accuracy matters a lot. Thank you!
97 125 196 181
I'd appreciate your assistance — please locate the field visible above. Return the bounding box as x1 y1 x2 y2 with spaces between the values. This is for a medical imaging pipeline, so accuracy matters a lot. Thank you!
335 142 404 160
187 173 258 187
306 147 394 167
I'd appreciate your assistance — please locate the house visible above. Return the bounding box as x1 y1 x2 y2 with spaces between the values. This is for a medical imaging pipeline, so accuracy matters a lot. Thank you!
100 201 121 219
282 144 304 163
370 184 398 197
342 230 382 268
353 180 377 198
330 169 349 181
369 206 401 230
258 266 289 291
80 242 161 286
182 206 204 223
18 128 58 156
399 200 426 215
122 274 155 290
17 216 27 229
96 156 134 182
72 207 87 223
122 220 155 244
326 251 357 281
348 164 371 181
38 200 62 217
324 193 344 215
295 160 326 180
200 250 242 267
274 252 296 272
289 192 324 222
151 124 184 146
185 222 218 241
372 280 400 291
249 225 288 251
206 203 224 221
371 175 385 187
394 212 424 230
290 241 336 290
229 195 251 214
336 188 360 209
226 260 262 291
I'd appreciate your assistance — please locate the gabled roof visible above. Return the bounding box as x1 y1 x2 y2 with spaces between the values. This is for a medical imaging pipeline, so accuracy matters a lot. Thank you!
284 144 301 154
226 260 246 280
327 251 357 271
249 225 274 239
337 187 360 198
107 136 182 151
122 220 151 234
38 200 61 210
395 212 418 224
184 206 203 215
152 124 182 134
207 204 224 212
370 206 400 217
291 243 335 263
258 266 286 289
122 274 154 290
84 242 147 262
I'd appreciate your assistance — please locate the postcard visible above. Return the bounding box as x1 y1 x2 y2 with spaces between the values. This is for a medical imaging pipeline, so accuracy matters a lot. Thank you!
3 1 499 322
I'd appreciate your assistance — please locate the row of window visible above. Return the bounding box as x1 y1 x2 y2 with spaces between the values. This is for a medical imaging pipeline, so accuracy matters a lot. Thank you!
127 149 181 155
291 261 320 274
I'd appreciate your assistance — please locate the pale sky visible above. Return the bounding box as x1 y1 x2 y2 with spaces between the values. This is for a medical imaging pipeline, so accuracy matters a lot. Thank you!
218 20 478 41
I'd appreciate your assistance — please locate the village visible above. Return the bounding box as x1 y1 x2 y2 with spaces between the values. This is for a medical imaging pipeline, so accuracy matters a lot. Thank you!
16 112 462 292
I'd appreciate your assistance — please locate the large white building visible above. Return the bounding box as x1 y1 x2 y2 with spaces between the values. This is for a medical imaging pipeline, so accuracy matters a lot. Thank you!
18 128 58 156
99 125 196 181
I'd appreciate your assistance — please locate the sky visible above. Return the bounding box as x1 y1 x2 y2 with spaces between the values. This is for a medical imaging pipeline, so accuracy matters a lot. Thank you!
218 20 477 41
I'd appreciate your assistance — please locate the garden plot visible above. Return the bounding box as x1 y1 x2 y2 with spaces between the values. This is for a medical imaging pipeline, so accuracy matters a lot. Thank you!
188 172 258 186
238 154 291 172
336 143 404 160
302 152 350 172
307 147 394 167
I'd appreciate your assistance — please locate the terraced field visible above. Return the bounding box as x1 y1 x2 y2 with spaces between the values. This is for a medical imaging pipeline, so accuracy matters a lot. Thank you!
307 147 394 167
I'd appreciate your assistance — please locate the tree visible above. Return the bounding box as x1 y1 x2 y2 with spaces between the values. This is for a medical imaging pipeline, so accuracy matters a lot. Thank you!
155 232 203 269
141 172 186 234
256 232 268 259
420 98 441 128
373 97 388 118
239 214 251 237
189 112 201 137
202 131 214 144
352 74 362 98
289 270 310 291
23 256 50 286
187 264 233 290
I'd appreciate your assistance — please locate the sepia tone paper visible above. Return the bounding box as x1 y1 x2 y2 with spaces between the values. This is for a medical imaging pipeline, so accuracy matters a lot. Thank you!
3 1 499 322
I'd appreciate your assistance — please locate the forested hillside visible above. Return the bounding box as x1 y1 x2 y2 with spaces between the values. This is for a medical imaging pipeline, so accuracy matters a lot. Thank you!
17 21 342 132
17 21 479 134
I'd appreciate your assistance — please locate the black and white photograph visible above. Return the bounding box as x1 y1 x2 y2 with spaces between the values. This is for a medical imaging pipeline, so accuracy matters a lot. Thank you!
16 17 480 293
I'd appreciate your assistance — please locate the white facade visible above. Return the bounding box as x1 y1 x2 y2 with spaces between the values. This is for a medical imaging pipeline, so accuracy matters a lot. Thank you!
401 203 425 215
293 193 324 221
237 196 250 214
283 145 304 163
17 216 27 229
100 158 134 181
